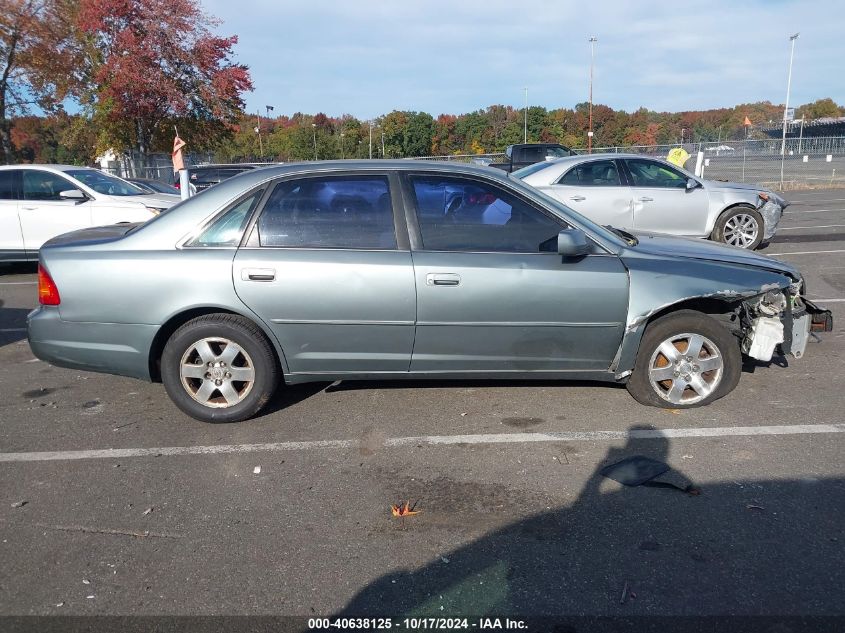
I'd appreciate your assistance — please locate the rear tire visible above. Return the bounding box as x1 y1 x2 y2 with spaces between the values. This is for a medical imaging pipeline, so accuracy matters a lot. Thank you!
626 310 741 409
161 314 278 423
712 206 764 250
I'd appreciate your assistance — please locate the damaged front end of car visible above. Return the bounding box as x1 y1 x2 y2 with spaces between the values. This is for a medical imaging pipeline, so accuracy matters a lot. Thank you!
740 284 833 362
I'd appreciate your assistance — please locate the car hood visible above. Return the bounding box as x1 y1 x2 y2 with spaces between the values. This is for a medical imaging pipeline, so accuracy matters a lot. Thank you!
42 223 141 248
102 193 180 208
624 231 800 279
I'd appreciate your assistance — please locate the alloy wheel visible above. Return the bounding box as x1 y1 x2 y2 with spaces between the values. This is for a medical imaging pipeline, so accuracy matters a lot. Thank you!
179 337 256 408
723 213 759 248
647 332 724 405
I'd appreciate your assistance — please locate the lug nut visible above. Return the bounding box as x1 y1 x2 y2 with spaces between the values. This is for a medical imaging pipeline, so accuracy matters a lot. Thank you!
693 365 700 372
686 356 692 362
207 362 213 367
215 379 222 386
683 374 691 381
225 372 231 378
673 371 680 377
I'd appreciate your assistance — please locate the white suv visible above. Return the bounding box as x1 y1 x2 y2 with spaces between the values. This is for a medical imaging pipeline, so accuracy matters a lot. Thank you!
0 165 180 262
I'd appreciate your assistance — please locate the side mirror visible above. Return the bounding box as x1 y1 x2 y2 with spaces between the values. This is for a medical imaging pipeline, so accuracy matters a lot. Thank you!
685 178 700 191
557 228 591 257
59 189 86 201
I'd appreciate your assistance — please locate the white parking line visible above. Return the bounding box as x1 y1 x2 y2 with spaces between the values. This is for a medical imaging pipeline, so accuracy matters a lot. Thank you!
769 249 845 256
786 209 845 214
810 298 845 303
779 224 845 231
0 281 36 285
1 424 842 464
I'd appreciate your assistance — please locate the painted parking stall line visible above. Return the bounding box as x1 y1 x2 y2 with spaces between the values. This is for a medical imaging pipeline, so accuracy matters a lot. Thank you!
1 424 843 464
768 249 845 256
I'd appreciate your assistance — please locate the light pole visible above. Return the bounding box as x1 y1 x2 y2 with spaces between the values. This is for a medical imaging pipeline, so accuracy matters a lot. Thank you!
340 132 345 159
368 121 373 159
312 123 317 161
381 131 386 158
780 32 799 188
255 110 263 157
588 36 597 153
523 87 528 143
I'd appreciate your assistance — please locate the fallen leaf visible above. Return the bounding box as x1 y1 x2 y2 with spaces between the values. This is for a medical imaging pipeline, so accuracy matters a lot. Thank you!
142 507 153 516
391 500 420 518
10 501 27 508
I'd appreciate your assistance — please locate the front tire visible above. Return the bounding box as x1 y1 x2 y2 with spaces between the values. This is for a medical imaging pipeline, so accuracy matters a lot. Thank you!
712 206 764 250
161 314 278 423
626 310 741 409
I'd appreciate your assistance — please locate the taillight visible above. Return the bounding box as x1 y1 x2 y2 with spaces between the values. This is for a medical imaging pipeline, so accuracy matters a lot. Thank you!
38 264 60 306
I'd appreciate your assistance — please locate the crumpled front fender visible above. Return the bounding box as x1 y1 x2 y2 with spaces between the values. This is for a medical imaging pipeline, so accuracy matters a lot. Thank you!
612 257 793 377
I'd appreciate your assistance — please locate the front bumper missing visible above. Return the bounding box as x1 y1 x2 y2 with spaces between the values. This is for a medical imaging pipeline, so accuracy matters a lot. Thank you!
779 298 833 359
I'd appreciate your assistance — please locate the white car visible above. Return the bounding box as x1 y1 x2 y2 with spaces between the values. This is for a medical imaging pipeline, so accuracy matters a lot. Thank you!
514 154 787 250
0 165 180 262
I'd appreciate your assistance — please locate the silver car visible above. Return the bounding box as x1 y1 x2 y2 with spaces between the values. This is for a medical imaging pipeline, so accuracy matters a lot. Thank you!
28 161 830 423
514 154 787 249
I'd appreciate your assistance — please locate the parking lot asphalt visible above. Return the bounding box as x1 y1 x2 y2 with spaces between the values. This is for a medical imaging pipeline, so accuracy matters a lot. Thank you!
1 189 844 622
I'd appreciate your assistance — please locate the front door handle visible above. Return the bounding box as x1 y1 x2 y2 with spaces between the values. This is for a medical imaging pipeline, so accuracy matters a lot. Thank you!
426 273 461 287
569 195 586 202
638 196 654 202
241 268 276 282
21 206 38 210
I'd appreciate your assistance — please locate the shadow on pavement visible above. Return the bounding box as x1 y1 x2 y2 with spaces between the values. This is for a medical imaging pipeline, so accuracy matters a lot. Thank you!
336 426 844 629
0 300 30 347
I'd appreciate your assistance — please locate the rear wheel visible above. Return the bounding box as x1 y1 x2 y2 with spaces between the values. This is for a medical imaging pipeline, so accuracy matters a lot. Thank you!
626 310 741 409
161 314 278 422
712 206 764 250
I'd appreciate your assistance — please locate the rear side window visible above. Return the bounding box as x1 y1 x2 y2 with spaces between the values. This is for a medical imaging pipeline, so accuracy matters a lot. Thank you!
0 170 20 200
257 176 396 249
558 160 622 187
22 170 77 201
188 188 265 247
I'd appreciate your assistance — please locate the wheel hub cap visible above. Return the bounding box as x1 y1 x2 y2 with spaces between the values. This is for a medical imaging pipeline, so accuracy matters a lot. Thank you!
179 337 256 409
647 333 724 405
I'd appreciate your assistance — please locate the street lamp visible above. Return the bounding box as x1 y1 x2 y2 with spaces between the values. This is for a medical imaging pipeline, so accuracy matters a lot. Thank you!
340 132 345 160
780 32 799 188
523 87 528 143
588 36 597 153
368 121 374 159
312 123 317 161
381 131 386 158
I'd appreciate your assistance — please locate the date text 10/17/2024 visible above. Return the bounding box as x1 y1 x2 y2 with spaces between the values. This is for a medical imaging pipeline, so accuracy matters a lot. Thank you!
307 618 528 630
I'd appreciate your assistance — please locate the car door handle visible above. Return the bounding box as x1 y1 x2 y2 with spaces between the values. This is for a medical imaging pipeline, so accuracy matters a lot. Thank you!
241 268 275 282
426 273 461 287
21 206 38 210
569 195 586 202
638 197 654 202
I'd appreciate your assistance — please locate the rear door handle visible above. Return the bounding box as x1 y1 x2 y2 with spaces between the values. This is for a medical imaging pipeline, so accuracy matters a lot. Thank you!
569 195 586 202
638 197 654 202
426 273 461 287
241 268 275 282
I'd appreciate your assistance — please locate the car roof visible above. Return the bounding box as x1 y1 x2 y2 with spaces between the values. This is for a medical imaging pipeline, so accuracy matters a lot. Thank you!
0 164 95 172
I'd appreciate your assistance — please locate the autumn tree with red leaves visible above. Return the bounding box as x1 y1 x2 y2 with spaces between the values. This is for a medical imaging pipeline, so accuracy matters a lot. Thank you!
76 0 252 161
0 0 77 163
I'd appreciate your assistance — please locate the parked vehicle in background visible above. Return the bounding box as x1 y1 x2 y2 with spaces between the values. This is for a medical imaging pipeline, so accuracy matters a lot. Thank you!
514 154 788 250
0 165 176 262
174 164 266 192
489 143 576 173
126 178 181 195
28 161 830 422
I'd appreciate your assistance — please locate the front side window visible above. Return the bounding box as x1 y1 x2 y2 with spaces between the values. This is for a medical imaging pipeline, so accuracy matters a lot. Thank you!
22 170 78 201
558 160 622 187
65 169 145 196
189 188 265 247
410 175 564 253
625 159 687 188
257 175 396 249
0 170 20 200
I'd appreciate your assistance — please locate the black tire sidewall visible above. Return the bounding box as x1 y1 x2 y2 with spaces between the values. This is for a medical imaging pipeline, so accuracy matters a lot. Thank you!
161 316 278 423
627 310 741 409
713 206 764 250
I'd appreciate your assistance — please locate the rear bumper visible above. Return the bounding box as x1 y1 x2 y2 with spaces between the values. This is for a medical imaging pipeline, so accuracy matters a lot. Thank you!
27 307 157 381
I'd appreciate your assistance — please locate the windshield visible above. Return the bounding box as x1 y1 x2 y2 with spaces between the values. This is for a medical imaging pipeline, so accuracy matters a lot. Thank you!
66 170 147 196
512 161 555 179
506 174 625 249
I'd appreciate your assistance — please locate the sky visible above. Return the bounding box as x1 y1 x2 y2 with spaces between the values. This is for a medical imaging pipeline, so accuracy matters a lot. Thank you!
202 0 845 120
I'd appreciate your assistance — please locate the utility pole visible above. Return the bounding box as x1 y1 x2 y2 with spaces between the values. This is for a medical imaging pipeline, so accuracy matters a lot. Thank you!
312 123 317 161
588 36 597 153
523 87 528 143
255 110 263 157
780 32 799 189
368 121 373 159
340 132 345 159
